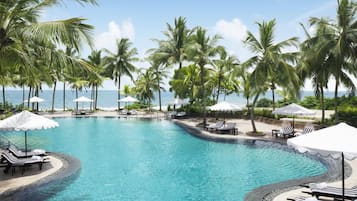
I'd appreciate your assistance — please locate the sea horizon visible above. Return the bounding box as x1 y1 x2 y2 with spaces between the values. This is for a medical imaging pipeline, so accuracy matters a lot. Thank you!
1 89 349 111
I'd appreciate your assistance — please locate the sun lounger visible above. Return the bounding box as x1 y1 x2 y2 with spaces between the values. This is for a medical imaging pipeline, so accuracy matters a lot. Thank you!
301 183 357 200
216 122 237 134
205 121 224 130
8 144 47 158
295 125 315 136
175 112 186 118
272 126 295 138
1 151 48 175
287 196 320 201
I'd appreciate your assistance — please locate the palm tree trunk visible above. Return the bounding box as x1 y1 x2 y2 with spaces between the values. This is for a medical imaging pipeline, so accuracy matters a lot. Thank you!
200 64 207 127
118 76 121 111
51 81 57 112
90 86 94 111
334 79 339 122
27 86 31 108
320 85 325 124
36 87 39 111
271 84 275 110
216 77 221 103
250 93 260 133
22 86 25 109
95 84 98 110
157 77 162 111
76 88 78 112
2 85 5 109
63 82 66 111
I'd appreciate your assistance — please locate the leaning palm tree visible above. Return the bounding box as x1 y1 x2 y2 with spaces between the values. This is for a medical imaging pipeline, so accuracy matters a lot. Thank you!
242 19 299 132
104 38 138 111
306 0 357 122
188 27 221 126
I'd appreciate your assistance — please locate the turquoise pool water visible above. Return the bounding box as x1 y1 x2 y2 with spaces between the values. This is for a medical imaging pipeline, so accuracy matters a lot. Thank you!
3 118 326 201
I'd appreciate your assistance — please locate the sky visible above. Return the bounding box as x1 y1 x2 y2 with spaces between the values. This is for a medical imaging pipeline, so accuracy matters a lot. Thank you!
38 0 347 91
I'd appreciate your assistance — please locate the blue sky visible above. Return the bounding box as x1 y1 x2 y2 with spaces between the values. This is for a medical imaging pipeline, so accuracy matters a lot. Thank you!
40 0 342 91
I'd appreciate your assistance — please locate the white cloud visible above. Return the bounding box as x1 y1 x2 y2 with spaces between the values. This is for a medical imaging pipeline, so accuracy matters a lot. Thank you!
214 18 247 42
94 19 135 52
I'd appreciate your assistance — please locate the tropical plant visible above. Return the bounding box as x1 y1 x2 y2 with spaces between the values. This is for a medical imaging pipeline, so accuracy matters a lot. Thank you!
87 50 105 110
305 0 357 122
147 60 167 111
242 19 299 132
134 69 158 110
188 27 221 126
104 38 138 110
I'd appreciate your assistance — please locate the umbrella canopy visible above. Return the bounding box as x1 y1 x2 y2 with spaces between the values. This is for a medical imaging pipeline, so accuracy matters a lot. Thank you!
208 101 242 111
272 103 315 116
118 96 139 102
73 96 93 103
24 96 44 103
288 123 357 200
0 111 59 155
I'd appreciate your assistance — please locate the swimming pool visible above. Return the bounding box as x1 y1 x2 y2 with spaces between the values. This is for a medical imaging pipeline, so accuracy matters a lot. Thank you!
3 118 326 201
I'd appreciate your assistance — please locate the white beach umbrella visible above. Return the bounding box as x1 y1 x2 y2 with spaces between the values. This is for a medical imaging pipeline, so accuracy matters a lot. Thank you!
118 96 139 103
288 123 357 200
24 96 44 103
272 103 315 129
209 101 242 111
0 110 59 155
208 101 242 121
73 96 93 110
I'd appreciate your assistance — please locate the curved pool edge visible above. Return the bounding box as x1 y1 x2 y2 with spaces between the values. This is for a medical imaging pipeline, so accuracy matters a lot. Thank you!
0 153 81 201
172 120 349 201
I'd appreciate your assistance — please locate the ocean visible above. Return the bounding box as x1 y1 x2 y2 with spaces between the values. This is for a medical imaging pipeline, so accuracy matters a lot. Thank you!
0 89 347 111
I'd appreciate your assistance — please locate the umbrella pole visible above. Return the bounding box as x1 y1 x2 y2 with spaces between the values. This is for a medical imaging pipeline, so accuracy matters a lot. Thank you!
25 131 28 157
342 152 345 201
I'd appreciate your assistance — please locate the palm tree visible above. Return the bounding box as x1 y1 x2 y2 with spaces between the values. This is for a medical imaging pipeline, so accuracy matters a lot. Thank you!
150 16 192 69
242 19 299 132
213 48 239 102
306 0 357 122
189 27 221 126
147 59 168 111
244 19 299 110
299 22 333 124
87 50 105 110
134 70 158 110
104 38 138 111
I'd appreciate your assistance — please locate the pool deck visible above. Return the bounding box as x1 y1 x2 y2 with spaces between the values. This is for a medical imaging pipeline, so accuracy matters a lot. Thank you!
0 110 354 201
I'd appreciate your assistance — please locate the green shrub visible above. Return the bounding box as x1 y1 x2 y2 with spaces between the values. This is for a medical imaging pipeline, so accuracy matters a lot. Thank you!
256 98 272 107
331 106 357 127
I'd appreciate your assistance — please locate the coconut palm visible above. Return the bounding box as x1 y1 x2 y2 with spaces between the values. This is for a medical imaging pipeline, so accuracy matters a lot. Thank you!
104 38 138 111
213 48 240 102
134 70 158 110
299 22 333 124
242 19 299 132
306 0 357 122
244 19 299 111
150 16 192 69
146 58 168 111
189 27 221 126
87 50 105 110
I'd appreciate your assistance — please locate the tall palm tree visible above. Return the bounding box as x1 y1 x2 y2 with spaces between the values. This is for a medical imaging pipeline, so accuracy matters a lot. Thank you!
299 22 333 124
189 27 221 126
306 0 357 122
147 57 168 111
134 70 158 110
213 48 239 102
244 19 299 110
87 50 105 110
242 19 299 132
104 38 138 111
150 16 192 69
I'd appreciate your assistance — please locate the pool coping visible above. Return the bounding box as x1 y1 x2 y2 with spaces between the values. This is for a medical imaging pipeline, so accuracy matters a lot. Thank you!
0 153 81 201
172 120 349 201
